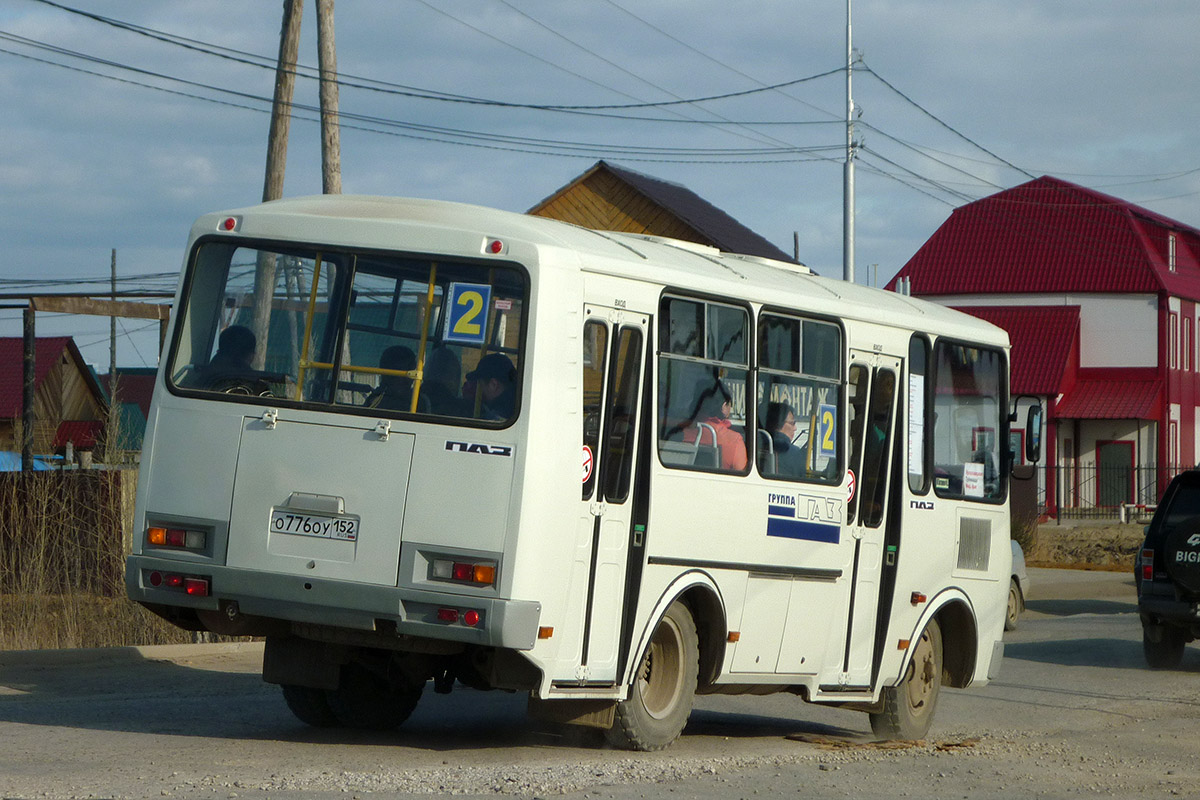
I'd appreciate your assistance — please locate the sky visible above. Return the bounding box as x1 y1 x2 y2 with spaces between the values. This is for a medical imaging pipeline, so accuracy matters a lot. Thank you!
1 0 1198 370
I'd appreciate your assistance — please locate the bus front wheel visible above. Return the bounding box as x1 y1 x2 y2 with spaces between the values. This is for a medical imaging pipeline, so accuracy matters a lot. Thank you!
605 601 698 751
869 618 942 740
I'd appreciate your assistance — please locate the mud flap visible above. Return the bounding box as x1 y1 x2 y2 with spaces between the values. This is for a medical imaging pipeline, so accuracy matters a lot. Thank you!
987 640 1004 681
527 696 617 729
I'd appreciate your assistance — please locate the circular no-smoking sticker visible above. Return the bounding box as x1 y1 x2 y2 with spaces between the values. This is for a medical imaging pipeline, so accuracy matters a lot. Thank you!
582 445 594 484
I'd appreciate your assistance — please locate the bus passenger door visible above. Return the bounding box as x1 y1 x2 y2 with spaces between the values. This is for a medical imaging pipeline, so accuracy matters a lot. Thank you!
841 353 900 688
575 305 648 684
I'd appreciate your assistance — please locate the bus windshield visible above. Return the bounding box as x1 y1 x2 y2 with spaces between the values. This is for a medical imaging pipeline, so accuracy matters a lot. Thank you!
167 241 527 424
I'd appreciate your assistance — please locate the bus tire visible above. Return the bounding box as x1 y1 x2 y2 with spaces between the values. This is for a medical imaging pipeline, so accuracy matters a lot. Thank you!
326 663 423 730
281 684 339 727
605 601 698 752
870 618 942 740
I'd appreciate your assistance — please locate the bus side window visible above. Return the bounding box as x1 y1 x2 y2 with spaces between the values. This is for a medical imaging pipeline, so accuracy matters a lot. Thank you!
846 365 869 525
755 313 842 483
657 296 749 474
582 319 608 500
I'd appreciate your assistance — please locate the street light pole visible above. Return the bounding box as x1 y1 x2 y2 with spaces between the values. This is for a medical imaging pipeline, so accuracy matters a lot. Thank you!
842 0 856 284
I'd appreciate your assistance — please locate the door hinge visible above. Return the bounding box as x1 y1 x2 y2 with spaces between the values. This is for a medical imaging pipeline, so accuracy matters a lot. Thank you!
261 408 278 429
374 419 391 441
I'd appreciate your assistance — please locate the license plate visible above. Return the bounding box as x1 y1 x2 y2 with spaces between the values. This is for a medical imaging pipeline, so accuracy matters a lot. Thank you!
270 510 359 541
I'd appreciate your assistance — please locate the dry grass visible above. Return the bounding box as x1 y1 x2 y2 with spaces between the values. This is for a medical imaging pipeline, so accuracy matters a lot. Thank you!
0 468 199 651
0 593 193 650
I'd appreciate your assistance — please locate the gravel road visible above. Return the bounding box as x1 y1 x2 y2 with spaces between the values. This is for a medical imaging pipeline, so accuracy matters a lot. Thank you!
1 567 1196 799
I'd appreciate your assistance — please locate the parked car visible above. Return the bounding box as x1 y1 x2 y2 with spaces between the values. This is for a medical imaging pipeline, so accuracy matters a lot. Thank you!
1135 470 1200 669
1007 540 1030 631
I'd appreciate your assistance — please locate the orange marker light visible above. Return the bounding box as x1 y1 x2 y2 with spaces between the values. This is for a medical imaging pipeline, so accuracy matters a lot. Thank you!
538 626 554 640
473 564 496 585
148 527 167 546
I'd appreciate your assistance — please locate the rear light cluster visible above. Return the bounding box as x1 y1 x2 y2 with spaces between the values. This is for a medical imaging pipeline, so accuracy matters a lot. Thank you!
436 607 482 627
1142 549 1154 582
147 570 210 597
147 526 206 550
431 558 496 586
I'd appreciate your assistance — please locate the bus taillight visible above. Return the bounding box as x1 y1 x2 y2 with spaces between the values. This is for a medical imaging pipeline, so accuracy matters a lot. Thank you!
432 558 496 586
147 526 206 550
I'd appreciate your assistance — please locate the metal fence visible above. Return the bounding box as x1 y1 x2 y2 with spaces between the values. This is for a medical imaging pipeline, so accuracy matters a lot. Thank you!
1033 464 1190 522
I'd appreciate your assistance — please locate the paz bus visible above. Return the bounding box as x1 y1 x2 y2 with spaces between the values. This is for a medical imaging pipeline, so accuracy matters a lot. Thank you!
127 195 1040 750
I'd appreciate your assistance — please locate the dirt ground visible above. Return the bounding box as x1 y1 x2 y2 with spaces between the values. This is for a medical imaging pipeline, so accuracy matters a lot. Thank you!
1027 522 1143 571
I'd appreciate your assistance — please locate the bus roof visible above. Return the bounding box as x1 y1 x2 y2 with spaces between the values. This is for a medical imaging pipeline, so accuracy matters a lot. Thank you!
197 194 1007 348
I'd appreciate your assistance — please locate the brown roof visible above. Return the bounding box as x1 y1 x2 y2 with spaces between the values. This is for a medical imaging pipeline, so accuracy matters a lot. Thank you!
528 160 794 262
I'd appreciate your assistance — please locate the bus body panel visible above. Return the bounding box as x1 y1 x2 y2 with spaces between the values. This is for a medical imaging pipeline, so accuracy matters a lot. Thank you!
127 195 1017 742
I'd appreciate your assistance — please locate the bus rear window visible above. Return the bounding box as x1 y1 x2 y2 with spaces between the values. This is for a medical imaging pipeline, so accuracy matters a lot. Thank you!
167 241 527 424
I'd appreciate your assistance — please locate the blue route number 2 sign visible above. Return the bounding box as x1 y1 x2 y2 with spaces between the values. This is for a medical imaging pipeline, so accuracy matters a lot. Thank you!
443 282 492 345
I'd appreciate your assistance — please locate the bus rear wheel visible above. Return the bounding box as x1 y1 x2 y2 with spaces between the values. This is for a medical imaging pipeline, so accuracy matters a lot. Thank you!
870 618 942 740
281 684 338 727
605 601 698 752
326 663 424 730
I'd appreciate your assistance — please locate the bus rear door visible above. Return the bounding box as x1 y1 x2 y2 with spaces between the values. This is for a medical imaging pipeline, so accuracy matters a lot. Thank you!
572 305 649 684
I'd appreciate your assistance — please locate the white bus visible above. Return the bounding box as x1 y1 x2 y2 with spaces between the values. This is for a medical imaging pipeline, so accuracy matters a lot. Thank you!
127 195 1040 750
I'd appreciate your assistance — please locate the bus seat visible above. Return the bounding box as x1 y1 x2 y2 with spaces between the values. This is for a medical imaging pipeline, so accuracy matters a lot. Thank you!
692 422 720 468
659 438 700 465
757 429 776 473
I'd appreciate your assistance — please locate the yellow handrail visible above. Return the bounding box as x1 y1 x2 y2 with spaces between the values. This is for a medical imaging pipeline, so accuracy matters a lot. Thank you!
411 262 437 413
295 254 323 401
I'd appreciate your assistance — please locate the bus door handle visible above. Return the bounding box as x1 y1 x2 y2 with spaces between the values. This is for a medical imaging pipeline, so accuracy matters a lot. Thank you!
374 420 391 441
589 501 605 518
261 408 278 430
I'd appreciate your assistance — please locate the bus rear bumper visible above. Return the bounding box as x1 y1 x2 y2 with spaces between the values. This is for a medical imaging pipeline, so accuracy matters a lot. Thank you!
126 555 542 651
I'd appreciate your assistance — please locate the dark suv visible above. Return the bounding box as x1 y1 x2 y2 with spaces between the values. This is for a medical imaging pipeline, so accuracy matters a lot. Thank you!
1136 470 1200 669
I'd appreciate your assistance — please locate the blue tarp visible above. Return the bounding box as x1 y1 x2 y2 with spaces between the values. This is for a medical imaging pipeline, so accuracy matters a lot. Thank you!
0 451 52 471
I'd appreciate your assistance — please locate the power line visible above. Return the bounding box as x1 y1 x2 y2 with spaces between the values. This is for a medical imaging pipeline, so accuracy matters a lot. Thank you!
860 62 1036 181
0 34 846 163
27 0 841 117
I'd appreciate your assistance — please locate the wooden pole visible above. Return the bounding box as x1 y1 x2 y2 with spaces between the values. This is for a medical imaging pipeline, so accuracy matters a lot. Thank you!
316 0 342 195
108 248 118 462
251 0 304 369
22 305 34 471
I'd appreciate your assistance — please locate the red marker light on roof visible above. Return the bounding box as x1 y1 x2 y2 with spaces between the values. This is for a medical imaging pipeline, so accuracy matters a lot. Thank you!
220 216 240 232
487 239 504 254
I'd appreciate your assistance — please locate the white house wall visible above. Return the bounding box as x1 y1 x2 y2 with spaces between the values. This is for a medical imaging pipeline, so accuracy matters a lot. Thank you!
931 294 1157 368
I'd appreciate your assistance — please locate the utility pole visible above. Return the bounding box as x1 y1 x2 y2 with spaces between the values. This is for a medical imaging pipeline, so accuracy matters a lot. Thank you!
842 0 856 284
21 306 34 471
316 0 342 195
108 248 118 462
251 0 304 369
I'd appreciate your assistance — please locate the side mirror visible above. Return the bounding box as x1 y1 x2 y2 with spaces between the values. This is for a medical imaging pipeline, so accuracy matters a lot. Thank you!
1025 403 1043 464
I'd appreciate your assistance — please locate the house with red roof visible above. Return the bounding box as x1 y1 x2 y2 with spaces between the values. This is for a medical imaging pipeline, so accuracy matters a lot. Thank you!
889 175 1200 516
0 337 108 461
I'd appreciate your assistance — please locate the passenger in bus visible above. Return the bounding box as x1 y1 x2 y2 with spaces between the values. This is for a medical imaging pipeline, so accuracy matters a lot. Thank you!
365 345 417 411
682 378 747 471
185 324 256 388
465 352 517 420
764 401 807 476
422 346 466 415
